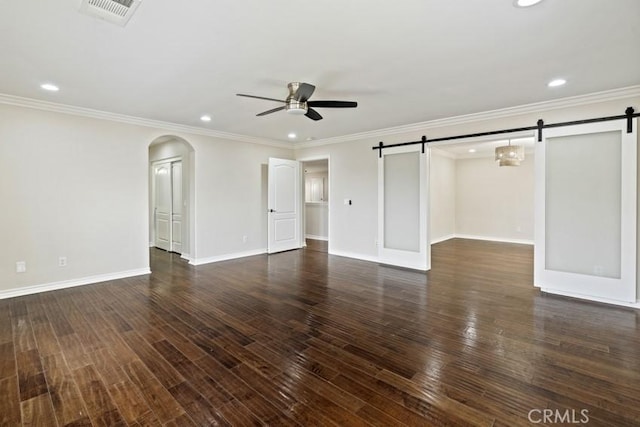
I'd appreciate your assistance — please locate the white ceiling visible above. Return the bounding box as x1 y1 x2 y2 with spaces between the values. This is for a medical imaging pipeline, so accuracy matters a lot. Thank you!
2 0 639 143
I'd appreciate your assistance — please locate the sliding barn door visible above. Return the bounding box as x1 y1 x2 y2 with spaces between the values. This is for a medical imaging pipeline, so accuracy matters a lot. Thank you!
535 120 637 303
378 146 430 270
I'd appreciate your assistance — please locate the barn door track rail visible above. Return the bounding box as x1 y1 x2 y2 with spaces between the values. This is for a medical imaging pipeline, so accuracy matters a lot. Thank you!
373 107 640 157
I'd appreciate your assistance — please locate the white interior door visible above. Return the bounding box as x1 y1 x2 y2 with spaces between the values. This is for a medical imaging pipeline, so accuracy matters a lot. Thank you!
378 146 430 270
153 160 183 253
268 158 302 254
154 163 172 251
171 161 183 254
535 120 637 303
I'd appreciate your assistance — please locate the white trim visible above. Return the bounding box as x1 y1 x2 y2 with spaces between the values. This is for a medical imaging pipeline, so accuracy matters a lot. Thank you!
0 93 290 149
189 248 267 266
430 234 456 244
305 234 328 241
0 268 151 300
294 85 640 149
454 234 534 245
329 250 379 264
180 253 191 262
541 288 640 310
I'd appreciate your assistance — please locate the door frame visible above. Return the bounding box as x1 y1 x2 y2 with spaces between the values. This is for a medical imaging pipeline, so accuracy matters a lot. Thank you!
150 156 182 253
297 155 331 252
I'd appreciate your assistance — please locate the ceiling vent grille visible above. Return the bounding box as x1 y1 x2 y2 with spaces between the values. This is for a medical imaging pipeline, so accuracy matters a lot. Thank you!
80 0 142 26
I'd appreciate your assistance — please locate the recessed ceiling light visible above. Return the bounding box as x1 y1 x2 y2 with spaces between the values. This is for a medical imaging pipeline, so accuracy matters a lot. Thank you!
40 83 59 92
548 78 567 87
514 0 543 7
468 149 477 153
288 133 297 139
200 115 212 122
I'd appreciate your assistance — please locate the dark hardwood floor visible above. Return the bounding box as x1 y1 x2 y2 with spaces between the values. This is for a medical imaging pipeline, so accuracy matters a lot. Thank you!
1 238 639 426
304 239 328 253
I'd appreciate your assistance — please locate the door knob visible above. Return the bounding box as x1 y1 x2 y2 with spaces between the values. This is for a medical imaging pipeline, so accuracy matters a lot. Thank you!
269 209 276 213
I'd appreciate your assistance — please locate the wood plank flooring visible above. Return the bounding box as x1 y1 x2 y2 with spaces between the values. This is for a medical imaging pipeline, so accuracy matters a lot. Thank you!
1 238 639 426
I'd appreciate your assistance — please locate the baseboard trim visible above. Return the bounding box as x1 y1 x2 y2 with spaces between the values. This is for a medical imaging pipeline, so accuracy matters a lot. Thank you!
453 234 534 245
305 235 328 241
0 268 151 300
190 248 267 266
430 234 456 244
329 249 379 264
540 288 640 309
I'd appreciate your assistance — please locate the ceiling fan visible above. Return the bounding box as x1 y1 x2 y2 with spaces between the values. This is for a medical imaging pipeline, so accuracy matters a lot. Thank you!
236 82 357 121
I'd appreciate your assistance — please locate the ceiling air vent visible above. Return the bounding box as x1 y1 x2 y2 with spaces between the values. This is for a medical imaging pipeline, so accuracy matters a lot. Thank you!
80 0 142 27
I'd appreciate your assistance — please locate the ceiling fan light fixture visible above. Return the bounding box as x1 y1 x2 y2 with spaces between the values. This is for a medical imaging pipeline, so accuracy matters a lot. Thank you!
286 100 308 115
514 0 543 7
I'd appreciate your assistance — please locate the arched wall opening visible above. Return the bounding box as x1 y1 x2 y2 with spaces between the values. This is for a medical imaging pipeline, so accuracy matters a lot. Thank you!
148 135 196 263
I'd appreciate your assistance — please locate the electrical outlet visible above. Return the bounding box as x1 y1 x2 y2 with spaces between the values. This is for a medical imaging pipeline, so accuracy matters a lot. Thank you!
58 256 67 267
16 261 26 273
375 239 379 247
242 235 248 243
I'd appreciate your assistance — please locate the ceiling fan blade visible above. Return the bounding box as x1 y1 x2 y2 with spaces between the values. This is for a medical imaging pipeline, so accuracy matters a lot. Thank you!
307 100 358 108
256 106 286 116
237 93 285 103
305 108 323 121
294 83 316 102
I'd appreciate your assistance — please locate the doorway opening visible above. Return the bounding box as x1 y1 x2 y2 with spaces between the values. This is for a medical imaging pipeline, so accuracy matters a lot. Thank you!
301 158 329 254
149 136 195 261
429 135 536 248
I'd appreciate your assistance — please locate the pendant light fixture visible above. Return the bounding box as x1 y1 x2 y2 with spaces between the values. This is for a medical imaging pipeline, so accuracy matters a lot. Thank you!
495 140 524 166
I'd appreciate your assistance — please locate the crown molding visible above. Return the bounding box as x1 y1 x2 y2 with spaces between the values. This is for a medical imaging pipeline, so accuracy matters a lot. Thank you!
430 147 456 159
294 85 640 149
3 85 638 151
0 93 291 149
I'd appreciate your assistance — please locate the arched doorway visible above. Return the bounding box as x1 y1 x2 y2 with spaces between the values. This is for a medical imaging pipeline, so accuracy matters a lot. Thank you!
149 136 195 261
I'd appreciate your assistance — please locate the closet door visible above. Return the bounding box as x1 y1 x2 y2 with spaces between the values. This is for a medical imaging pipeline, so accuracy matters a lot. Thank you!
378 146 430 270
535 120 637 303
153 162 171 251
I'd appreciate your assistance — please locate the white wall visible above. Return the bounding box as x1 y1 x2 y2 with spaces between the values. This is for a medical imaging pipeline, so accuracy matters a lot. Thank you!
305 204 328 240
455 152 534 243
0 105 151 292
304 170 329 240
192 139 291 261
296 140 379 258
429 150 456 242
0 103 292 295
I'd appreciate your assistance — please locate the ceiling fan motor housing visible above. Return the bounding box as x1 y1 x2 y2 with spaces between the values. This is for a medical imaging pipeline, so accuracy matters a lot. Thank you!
286 82 308 114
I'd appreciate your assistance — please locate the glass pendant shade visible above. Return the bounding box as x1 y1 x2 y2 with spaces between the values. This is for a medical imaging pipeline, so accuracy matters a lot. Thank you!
495 143 525 166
